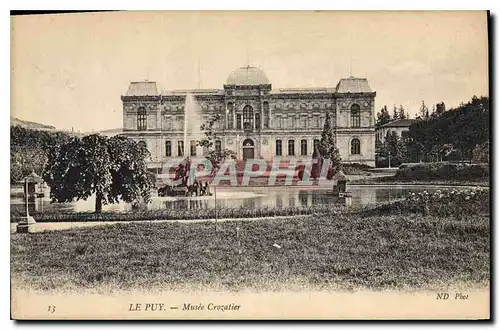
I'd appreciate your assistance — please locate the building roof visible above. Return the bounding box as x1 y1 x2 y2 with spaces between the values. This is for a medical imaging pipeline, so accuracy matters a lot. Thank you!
271 87 337 94
379 119 416 128
125 81 159 96
226 66 270 86
166 89 225 96
335 77 372 93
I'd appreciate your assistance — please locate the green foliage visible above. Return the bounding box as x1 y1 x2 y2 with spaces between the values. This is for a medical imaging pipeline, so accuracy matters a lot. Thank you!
43 134 154 212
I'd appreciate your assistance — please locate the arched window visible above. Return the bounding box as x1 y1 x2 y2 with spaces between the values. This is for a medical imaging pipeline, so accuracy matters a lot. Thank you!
255 113 261 130
190 141 197 157
263 102 270 128
215 140 222 153
165 141 172 157
243 105 254 131
137 107 147 130
351 104 361 127
227 103 234 129
351 138 361 155
300 139 308 156
288 139 295 156
276 139 282 156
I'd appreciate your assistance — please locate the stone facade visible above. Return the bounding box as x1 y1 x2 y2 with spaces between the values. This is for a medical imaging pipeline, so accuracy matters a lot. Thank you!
121 66 376 167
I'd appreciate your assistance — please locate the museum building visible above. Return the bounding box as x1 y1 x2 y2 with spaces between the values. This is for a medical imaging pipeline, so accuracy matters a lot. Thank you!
121 66 376 168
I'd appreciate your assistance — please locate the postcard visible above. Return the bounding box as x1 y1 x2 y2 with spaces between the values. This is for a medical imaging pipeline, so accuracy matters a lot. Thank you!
10 10 490 320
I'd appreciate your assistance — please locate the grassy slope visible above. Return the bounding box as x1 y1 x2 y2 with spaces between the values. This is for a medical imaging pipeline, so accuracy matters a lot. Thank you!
11 213 490 293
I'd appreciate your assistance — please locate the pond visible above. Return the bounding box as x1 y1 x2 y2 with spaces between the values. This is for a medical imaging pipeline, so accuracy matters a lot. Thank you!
10 185 470 213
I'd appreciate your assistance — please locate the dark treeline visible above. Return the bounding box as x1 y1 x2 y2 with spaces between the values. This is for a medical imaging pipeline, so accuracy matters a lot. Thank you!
376 96 489 166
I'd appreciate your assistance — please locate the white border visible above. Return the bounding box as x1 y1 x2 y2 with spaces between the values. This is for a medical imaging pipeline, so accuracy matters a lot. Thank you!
3 2 498 329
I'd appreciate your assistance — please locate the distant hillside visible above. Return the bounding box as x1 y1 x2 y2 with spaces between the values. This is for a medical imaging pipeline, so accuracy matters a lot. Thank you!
10 117 56 131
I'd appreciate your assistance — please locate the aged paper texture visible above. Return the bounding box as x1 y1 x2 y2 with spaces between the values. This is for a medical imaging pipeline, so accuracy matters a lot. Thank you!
10 11 490 320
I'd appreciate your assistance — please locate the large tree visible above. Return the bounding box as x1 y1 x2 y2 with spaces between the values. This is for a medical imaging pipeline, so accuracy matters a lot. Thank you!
43 134 154 212
407 96 489 162
10 126 71 182
318 112 342 176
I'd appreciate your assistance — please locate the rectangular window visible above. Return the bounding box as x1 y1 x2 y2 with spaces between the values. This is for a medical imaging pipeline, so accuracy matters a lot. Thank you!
288 140 295 156
215 140 222 153
300 139 307 156
190 141 197 157
177 141 184 157
276 139 282 156
264 110 270 128
227 113 234 129
137 107 147 130
165 141 172 157
351 114 361 127
236 114 242 129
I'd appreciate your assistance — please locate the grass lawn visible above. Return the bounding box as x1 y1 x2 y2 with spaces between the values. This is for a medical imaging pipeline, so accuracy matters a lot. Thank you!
11 213 490 293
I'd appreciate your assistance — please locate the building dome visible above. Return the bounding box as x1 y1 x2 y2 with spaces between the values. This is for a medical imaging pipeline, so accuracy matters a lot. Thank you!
226 66 270 85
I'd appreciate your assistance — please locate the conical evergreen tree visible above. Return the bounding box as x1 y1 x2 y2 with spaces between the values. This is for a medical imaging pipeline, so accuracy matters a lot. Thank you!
318 112 343 176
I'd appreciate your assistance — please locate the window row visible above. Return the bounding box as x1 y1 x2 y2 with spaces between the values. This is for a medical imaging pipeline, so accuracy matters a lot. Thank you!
136 104 364 131
139 138 361 157
162 140 222 157
275 139 320 156
274 138 361 156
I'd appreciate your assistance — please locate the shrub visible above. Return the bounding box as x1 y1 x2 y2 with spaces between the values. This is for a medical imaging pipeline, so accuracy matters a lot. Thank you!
10 204 346 223
394 162 489 181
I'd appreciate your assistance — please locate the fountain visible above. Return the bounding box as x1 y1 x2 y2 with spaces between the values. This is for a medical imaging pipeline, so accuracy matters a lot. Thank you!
158 93 212 197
